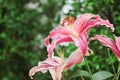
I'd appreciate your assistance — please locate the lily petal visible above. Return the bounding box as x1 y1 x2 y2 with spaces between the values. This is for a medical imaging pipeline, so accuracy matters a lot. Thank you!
44 57 62 66
90 35 120 61
29 57 63 79
85 17 114 32
65 49 84 69
44 26 71 46
90 35 116 49
115 36 120 51
73 13 96 33
73 13 114 34
44 36 51 46
70 32 88 55
29 64 50 79
49 65 64 80
47 36 73 58
49 26 71 37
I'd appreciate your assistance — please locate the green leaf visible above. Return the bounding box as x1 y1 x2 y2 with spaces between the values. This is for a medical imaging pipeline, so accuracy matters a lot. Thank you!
92 71 113 80
68 70 91 80
80 70 91 78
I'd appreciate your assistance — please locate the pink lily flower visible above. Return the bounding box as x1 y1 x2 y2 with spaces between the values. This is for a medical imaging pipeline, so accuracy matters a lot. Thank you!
29 49 84 80
45 13 114 58
89 35 120 61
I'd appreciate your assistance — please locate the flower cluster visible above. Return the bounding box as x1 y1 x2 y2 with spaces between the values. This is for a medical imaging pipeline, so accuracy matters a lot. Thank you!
29 13 119 80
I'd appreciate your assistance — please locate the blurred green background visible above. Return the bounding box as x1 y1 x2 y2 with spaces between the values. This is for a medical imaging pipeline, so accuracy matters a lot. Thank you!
0 0 120 80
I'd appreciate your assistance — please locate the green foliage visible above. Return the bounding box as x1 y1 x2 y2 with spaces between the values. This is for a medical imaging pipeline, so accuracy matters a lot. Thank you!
0 0 120 80
67 70 113 80
0 0 65 80
92 71 113 80
68 70 91 80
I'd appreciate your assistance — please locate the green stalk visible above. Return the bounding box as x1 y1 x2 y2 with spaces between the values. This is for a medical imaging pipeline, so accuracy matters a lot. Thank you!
116 62 120 80
107 48 116 74
85 57 93 80
80 75 85 80
61 72 65 80
112 62 120 80
79 70 85 80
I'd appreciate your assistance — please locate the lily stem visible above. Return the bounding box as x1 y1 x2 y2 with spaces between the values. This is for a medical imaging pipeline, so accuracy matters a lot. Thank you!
112 62 120 80
61 72 65 80
107 48 116 75
85 57 93 80
79 70 85 80
116 62 120 80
